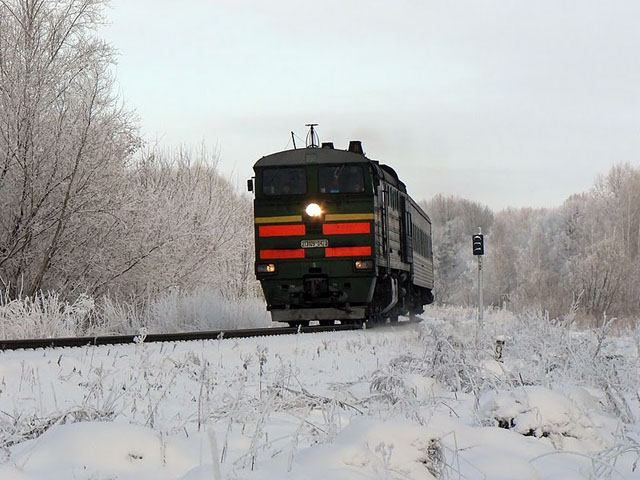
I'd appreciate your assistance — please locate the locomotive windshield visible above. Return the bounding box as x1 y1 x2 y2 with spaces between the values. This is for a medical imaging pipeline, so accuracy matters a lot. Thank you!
319 165 365 194
262 167 306 195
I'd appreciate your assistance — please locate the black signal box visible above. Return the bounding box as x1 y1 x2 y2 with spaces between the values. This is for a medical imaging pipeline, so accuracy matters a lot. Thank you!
472 234 484 256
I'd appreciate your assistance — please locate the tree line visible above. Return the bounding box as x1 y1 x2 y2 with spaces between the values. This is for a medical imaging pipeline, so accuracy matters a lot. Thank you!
422 163 640 322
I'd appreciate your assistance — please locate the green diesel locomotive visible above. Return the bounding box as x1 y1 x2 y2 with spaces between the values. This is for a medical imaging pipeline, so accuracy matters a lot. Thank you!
248 131 434 326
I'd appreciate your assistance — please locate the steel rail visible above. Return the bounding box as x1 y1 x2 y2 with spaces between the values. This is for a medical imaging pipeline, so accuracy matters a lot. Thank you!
0 323 365 351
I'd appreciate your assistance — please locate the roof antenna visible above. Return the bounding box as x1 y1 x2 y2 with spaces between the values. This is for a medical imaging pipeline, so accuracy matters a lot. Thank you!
305 123 319 148
291 131 297 149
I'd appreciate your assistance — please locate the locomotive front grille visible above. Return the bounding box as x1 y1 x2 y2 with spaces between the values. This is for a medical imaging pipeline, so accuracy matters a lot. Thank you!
303 276 329 299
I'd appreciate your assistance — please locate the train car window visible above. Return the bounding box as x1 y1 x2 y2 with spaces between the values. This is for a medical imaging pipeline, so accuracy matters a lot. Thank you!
262 167 306 195
319 165 365 193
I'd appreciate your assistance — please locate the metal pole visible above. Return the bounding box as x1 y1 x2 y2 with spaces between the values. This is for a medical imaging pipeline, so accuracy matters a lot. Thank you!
478 255 484 327
477 227 483 328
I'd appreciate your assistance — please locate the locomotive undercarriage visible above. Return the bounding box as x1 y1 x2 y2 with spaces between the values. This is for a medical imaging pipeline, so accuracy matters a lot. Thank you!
262 266 376 327
268 267 432 327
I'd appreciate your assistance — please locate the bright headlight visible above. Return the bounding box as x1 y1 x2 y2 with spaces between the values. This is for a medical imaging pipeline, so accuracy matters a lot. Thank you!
355 260 374 270
305 203 322 217
257 263 276 273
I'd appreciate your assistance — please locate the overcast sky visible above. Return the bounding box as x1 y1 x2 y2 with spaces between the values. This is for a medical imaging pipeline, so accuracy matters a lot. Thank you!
101 0 640 210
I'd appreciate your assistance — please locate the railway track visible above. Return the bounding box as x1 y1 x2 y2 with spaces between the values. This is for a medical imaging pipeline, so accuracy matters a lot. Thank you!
0 322 382 351
0 318 423 351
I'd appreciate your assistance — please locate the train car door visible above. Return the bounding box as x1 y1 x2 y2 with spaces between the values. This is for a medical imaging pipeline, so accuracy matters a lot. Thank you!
400 196 413 264
380 184 391 269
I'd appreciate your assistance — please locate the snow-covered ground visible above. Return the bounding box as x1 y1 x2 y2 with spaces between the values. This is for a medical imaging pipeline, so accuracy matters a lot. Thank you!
0 307 639 479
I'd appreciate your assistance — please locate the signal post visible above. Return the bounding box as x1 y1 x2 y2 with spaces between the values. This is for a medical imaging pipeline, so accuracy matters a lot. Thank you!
472 230 484 328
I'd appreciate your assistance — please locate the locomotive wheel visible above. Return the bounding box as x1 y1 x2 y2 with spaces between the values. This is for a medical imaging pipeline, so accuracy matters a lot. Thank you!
388 314 399 324
366 306 382 326
287 321 309 328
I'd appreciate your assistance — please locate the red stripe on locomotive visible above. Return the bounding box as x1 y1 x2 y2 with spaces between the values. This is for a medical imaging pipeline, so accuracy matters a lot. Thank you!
322 222 371 235
259 249 305 259
258 224 306 237
325 246 372 257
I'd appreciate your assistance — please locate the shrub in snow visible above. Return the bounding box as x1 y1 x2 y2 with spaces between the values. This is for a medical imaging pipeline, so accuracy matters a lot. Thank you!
0 292 94 339
422 306 639 402
370 370 409 405
417 438 445 478
100 289 270 334
145 288 270 332
370 369 446 405
0 407 114 452
0 289 270 338
101 288 270 333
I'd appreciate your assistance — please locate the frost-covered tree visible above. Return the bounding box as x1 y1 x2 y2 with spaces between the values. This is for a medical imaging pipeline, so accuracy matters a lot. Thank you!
421 195 493 306
562 165 640 319
0 0 137 296
91 146 255 301
0 0 256 308
421 162 640 320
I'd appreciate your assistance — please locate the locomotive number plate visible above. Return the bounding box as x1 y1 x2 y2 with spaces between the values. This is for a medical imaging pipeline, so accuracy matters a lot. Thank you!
301 239 328 248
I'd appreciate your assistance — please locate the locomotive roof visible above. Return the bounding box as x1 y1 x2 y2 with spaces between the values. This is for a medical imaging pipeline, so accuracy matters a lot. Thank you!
255 147 405 188
254 147 370 168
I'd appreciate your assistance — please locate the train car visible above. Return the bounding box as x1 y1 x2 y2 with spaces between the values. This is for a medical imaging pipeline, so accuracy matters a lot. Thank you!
248 130 434 326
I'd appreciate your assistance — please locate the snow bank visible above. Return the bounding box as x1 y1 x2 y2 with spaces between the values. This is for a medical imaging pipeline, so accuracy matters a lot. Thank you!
252 418 439 480
0 307 638 479
9 422 198 480
249 415 585 480
480 386 618 452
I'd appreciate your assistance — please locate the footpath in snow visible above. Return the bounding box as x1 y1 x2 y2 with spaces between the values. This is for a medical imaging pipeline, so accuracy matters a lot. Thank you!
0 307 639 479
